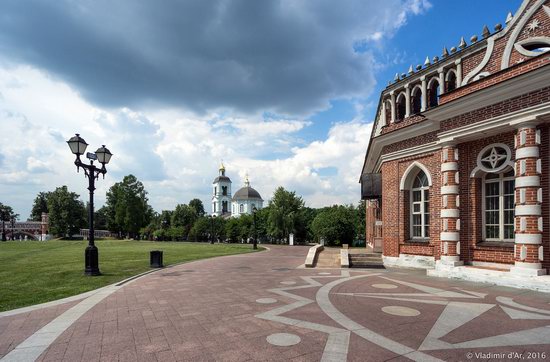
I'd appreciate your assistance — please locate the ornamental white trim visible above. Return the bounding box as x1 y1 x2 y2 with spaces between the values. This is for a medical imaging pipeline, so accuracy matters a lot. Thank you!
441 162 458 172
515 146 539 159
441 209 459 218
441 185 459 195
515 175 540 188
440 232 460 242
515 204 542 216
399 161 433 190
476 143 512 173
515 233 542 244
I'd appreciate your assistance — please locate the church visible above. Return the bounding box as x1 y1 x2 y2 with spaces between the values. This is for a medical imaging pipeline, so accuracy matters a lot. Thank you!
360 0 550 287
211 164 264 217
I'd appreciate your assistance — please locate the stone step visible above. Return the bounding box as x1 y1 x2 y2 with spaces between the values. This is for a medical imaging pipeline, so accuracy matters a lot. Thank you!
349 262 385 269
349 256 382 261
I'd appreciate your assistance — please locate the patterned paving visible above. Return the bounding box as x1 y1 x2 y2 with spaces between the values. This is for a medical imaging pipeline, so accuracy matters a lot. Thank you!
0 245 549 361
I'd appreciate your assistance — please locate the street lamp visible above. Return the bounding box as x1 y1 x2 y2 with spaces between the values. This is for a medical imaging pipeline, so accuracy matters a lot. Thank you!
67 133 113 276
252 206 258 250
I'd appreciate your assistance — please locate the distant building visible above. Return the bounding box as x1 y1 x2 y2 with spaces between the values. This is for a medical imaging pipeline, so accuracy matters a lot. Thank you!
232 175 264 217
211 164 263 217
212 163 232 217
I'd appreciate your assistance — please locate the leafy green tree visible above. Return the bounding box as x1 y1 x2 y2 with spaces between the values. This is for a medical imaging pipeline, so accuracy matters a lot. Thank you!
94 206 109 230
0 202 18 241
188 216 211 242
189 198 205 217
171 204 197 236
30 192 49 221
105 175 152 238
267 187 305 243
355 201 366 242
238 214 253 242
225 217 241 243
311 205 356 246
47 186 86 238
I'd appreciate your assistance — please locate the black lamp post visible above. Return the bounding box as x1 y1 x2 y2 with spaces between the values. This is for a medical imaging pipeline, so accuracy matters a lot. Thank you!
252 206 258 250
67 134 113 276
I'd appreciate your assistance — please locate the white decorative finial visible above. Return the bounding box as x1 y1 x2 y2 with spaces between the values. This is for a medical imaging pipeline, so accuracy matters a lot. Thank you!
245 173 250 187
459 37 466 49
505 11 513 24
442 47 449 57
424 56 431 66
482 25 490 38
408 65 414 74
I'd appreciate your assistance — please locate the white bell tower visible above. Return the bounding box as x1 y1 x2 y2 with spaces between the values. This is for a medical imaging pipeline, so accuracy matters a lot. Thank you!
212 163 232 216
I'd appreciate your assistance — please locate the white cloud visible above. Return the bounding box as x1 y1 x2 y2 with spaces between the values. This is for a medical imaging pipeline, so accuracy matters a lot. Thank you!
0 65 372 218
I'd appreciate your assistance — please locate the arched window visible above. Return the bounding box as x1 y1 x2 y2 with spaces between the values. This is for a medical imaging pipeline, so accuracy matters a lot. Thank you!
411 86 422 114
384 100 392 124
222 186 227 196
239 204 244 213
483 169 515 241
446 71 457 92
396 93 406 121
428 78 440 108
411 170 430 239
214 187 217 195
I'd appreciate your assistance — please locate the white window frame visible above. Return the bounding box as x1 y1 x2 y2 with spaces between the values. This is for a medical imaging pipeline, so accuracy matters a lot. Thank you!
239 204 244 213
410 172 430 240
482 171 515 242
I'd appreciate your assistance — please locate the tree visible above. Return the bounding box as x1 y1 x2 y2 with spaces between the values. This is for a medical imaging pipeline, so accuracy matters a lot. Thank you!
47 186 86 238
105 175 152 238
355 201 366 242
30 192 49 221
267 187 305 243
189 199 205 217
171 204 197 236
188 216 211 242
94 206 109 230
225 218 241 243
311 205 356 246
0 202 17 241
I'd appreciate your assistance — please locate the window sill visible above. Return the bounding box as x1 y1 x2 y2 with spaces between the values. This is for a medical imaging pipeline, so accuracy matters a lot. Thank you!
406 239 430 244
476 241 514 249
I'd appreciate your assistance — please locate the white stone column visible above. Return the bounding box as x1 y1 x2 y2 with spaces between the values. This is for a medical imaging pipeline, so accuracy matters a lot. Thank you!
381 100 387 126
438 68 445 95
511 126 546 276
405 84 411 118
455 59 463 87
390 91 396 124
420 76 427 112
439 144 463 267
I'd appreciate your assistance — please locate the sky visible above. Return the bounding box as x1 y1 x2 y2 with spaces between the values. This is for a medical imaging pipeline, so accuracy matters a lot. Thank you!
0 0 522 219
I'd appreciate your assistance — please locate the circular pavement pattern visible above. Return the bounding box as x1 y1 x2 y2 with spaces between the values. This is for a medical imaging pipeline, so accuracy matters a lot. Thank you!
256 298 277 304
382 306 421 317
318 272 331 275
266 333 301 346
280 281 296 285
372 283 398 289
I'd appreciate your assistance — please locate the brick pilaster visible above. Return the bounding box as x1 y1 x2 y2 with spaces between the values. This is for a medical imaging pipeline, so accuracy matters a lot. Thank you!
511 126 546 276
439 145 463 266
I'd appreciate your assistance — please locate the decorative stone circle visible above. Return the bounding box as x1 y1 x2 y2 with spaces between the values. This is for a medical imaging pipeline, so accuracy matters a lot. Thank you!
382 306 421 317
256 298 277 304
318 272 331 275
280 281 296 285
266 333 301 346
372 284 398 289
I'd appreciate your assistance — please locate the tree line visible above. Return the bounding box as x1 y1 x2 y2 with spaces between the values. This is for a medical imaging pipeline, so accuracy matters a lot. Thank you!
17 174 366 245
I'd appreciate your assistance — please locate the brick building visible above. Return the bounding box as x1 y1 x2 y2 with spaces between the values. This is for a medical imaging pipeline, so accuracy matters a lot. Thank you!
360 0 550 287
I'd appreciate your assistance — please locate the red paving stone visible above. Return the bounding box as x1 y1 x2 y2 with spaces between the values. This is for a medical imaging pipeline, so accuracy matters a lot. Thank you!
0 300 79 359
2 245 550 361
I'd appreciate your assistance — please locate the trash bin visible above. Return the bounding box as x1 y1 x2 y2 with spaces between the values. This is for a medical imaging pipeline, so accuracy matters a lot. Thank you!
150 250 164 268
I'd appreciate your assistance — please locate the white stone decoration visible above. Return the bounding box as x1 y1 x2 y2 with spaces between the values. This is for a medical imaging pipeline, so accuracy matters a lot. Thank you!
538 188 543 203
456 241 461 255
443 173 448 185
476 144 512 173
516 233 542 244
443 242 449 254
443 219 448 231
442 195 448 208
536 129 541 144
520 217 527 232
441 209 459 218
515 204 542 216
381 306 420 317
520 189 526 204
455 172 459 184
515 176 540 188
520 245 527 261
520 160 526 175
456 219 461 231
456 195 460 207
538 217 543 232
537 159 542 174
516 146 540 159
454 149 459 160
520 130 526 145
539 246 544 261
526 19 540 32
266 333 301 347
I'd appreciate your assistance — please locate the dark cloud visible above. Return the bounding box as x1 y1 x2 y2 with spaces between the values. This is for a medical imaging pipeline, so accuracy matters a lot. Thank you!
0 0 420 116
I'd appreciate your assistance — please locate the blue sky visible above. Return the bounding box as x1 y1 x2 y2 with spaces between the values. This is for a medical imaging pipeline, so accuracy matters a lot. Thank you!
0 0 525 218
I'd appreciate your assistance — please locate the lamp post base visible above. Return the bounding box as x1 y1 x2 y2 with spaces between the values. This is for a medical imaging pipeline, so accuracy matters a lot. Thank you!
84 245 101 276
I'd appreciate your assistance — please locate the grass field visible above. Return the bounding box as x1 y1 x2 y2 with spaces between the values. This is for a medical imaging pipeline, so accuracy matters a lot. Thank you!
0 240 259 312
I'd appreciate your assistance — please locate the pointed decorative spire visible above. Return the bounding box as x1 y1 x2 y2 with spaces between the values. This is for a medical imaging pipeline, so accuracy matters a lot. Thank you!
394 73 400 81
408 65 414 75
505 12 513 24
442 47 449 57
245 173 250 187
482 25 490 38
470 35 478 43
424 56 431 66
459 37 466 49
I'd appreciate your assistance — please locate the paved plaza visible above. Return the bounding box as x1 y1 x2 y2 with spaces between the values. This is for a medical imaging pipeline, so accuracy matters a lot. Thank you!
1 246 550 361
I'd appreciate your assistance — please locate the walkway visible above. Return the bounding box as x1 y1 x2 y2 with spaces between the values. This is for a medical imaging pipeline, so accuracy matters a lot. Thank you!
1 245 550 361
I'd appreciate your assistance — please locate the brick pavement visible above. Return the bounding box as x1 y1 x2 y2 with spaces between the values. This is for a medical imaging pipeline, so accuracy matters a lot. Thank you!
1 245 550 361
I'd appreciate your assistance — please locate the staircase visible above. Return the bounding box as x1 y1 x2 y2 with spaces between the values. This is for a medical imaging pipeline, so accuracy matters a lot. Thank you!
349 253 384 268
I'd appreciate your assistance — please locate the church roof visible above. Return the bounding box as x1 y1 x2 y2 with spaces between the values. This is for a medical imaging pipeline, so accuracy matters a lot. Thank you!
213 175 231 183
232 186 262 201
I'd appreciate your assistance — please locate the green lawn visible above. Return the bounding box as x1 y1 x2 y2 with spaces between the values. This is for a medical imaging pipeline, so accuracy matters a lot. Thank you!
0 240 259 311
